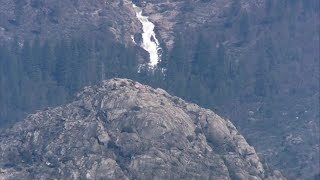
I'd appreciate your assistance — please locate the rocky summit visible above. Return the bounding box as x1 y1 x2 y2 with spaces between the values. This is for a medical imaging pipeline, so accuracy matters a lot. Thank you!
0 78 284 180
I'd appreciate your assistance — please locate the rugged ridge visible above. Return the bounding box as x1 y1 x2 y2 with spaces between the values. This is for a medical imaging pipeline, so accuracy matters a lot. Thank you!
0 78 284 179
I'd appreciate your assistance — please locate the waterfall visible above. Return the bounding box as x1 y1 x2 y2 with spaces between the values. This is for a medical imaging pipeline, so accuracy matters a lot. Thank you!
132 3 161 68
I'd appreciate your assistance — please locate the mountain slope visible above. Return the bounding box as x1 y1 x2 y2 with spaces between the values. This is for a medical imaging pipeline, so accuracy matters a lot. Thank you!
0 0 141 45
0 78 284 179
0 0 318 179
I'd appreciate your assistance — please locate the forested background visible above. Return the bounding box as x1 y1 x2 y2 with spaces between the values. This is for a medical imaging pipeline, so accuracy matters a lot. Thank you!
0 30 139 127
0 0 319 178
0 0 317 128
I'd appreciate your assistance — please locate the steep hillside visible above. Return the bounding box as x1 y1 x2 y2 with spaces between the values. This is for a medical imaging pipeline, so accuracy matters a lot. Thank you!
0 79 285 180
0 0 318 179
0 0 141 45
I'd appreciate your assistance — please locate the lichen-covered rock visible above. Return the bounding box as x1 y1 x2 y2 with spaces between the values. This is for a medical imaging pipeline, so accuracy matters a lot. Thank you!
0 78 285 179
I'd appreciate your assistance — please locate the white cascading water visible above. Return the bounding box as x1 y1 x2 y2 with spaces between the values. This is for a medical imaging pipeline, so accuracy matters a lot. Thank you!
132 3 161 68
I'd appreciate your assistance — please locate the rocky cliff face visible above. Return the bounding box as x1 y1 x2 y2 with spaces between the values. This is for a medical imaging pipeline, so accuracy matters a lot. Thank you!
0 0 141 45
0 79 284 180
0 0 267 48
